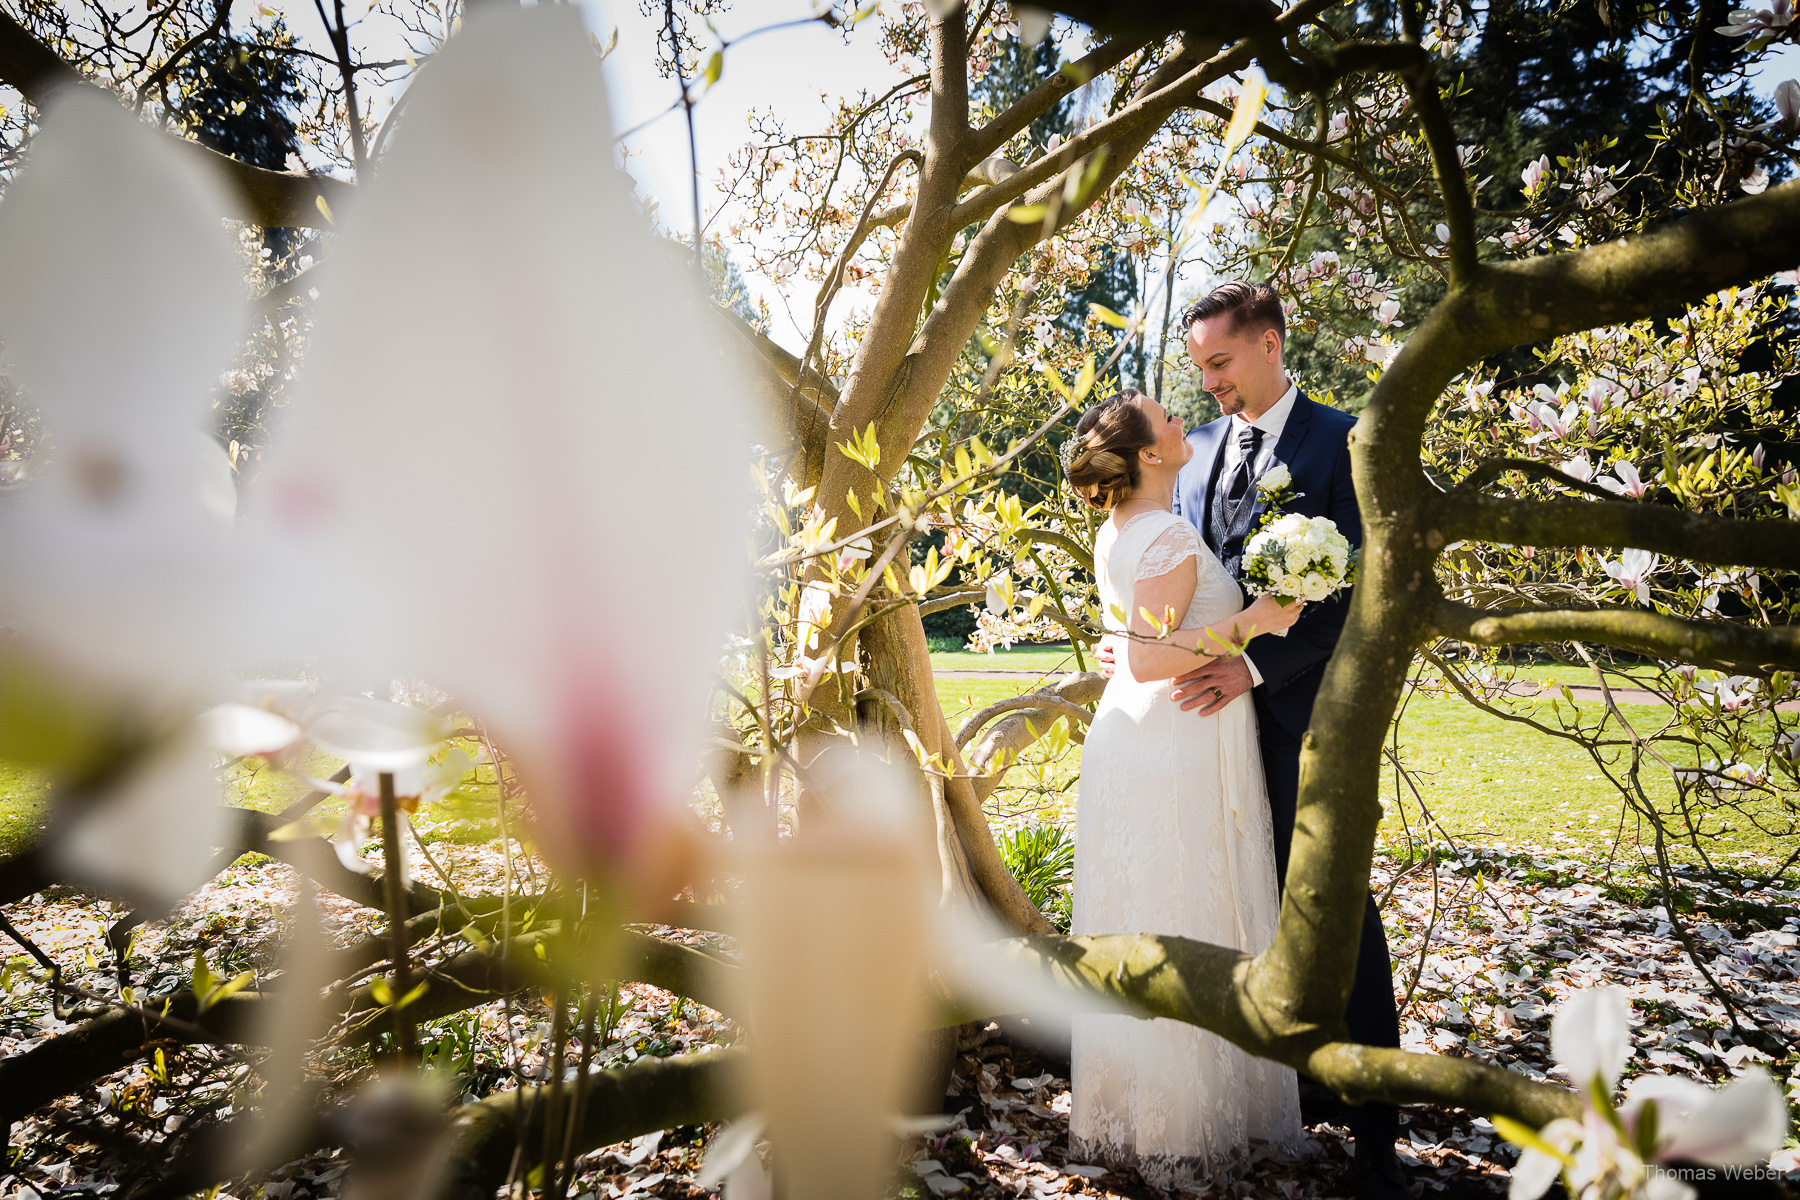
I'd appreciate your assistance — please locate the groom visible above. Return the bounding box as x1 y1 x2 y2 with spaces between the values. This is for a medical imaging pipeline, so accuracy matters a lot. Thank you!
1170 282 1405 1200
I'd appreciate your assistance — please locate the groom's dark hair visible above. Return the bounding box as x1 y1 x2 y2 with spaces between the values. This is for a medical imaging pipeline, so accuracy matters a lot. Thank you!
1180 280 1285 341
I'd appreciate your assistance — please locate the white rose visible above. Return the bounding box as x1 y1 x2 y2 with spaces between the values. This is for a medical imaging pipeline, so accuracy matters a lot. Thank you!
1301 572 1331 601
1258 464 1291 491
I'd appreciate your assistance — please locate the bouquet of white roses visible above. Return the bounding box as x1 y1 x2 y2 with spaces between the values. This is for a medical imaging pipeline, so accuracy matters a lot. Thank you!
1242 512 1356 634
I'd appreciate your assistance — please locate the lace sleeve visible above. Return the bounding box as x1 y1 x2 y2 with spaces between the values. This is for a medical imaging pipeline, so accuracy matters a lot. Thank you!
1135 518 1200 581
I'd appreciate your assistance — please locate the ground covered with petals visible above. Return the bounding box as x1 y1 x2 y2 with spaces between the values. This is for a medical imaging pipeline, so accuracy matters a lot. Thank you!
0 834 1794 1198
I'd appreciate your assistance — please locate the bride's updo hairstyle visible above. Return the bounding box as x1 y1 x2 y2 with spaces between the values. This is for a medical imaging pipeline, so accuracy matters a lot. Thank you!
1063 388 1154 510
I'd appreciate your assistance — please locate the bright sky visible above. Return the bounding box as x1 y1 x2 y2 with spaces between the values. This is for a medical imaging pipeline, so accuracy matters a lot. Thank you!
575 0 911 347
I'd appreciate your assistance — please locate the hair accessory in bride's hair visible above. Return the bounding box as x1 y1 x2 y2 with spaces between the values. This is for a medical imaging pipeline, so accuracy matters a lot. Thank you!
1058 434 1084 472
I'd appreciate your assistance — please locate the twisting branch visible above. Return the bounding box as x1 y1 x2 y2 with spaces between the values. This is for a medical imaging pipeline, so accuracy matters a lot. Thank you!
988 931 1582 1127
0 9 352 227
964 36 1145 163
1391 44 1476 282
966 672 1106 804
953 693 1092 752
132 0 233 111
1432 598 1800 673
1440 493 1800 573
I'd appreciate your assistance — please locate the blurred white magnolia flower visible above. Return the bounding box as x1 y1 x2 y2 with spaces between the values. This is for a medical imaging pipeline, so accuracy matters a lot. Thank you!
0 89 256 906
1505 985 1789 1200
248 5 755 871
0 89 253 694
1603 548 1658 604
0 6 756 904
1374 298 1403 327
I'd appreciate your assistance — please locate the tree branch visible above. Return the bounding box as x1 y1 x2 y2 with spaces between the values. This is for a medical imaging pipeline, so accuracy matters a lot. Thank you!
965 36 1144 164
1466 179 1800 358
990 931 1582 1128
713 304 835 488
1431 598 1800 673
953 691 1092 751
0 9 351 227
949 0 1340 233
1392 47 1476 283
1440 493 1800 574
437 1049 745 1200
967 672 1105 803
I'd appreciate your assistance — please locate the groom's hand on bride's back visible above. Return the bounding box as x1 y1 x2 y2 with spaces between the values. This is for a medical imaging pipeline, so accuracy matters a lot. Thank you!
1095 634 1120 678
1171 654 1254 715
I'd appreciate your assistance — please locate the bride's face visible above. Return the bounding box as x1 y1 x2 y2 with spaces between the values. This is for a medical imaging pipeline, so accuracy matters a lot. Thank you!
1136 396 1191 473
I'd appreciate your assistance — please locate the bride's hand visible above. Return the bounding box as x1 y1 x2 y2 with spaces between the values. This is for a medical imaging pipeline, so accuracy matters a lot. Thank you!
1246 593 1305 634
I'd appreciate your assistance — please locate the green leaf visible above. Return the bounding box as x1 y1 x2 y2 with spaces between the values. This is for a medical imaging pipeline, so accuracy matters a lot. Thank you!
703 49 723 89
190 951 216 1004
849 1 880 24
1221 67 1268 155
314 193 334 225
1071 355 1097 402
369 977 394 1006
1058 60 1092 86
202 970 254 1012
1006 203 1048 224
396 980 429 1010
1491 1115 1574 1165
1088 302 1129 329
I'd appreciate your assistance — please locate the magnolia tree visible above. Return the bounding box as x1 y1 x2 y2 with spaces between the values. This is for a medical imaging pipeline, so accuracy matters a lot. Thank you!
0 0 1796 1196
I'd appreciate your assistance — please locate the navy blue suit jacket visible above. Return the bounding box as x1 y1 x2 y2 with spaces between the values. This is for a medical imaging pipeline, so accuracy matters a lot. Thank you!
1173 394 1360 741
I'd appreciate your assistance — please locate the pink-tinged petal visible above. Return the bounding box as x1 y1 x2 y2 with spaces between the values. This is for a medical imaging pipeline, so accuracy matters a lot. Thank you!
1551 985 1633 1089
248 6 754 868
1637 1069 1789 1165
53 733 233 910
199 703 302 758
0 89 254 693
305 697 449 772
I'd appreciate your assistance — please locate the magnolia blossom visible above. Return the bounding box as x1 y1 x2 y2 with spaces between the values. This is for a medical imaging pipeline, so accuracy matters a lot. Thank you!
984 571 1013 615
1777 80 1800 134
1560 455 1596 483
1514 385 1581 443
1374 298 1403 327
1596 460 1651 498
1522 154 1552 194
0 8 755 901
1717 0 1792 36
1603 548 1658 604
1509 986 1789 1200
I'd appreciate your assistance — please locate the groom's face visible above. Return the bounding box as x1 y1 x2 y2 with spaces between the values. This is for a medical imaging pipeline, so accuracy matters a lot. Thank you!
1186 316 1285 419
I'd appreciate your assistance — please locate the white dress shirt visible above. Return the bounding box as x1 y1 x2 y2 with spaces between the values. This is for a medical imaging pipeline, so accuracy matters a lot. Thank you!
1223 380 1299 686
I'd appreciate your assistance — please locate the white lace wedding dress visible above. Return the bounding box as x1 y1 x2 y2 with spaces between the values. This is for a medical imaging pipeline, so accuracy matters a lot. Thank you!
1070 509 1303 1187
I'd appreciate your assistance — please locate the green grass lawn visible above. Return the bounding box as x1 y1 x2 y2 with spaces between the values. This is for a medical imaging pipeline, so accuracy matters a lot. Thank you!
927 638 1090 674
0 760 48 859
0 669 1780 878
934 674 1794 863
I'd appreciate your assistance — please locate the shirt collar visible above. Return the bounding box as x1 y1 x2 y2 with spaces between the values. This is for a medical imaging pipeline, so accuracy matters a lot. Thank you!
1232 380 1299 440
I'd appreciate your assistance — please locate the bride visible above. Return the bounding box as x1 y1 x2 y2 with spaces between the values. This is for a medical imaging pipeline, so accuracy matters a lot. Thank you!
1062 387 1305 1186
